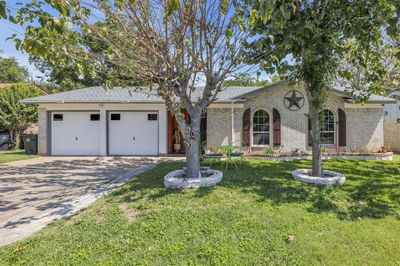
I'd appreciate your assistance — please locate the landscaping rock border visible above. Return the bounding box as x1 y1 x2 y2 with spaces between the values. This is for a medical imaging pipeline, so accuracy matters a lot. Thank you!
292 169 346 185
164 167 223 189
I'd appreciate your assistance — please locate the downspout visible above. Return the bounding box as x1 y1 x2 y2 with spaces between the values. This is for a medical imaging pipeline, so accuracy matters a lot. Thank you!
231 101 235 145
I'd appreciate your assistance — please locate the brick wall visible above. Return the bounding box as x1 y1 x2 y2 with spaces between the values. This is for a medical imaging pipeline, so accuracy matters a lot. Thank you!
37 108 47 154
346 108 384 151
206 83 384 151
384 122 400 151
207 108 232 147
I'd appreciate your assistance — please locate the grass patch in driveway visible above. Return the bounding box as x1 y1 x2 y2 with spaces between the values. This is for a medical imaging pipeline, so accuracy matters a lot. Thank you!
1 155 400 265
0 150 39 164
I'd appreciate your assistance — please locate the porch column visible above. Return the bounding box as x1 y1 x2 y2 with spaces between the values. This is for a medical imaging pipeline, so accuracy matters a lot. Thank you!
99 105 107 156
231 102 235 145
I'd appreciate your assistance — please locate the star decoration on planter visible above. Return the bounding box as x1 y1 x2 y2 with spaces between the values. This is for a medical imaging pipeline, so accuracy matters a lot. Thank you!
284 90 305 111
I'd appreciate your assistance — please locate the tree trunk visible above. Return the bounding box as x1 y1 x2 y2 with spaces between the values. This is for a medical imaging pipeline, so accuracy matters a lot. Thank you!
183 116 201 179
8 129 14 143
308 93 323 177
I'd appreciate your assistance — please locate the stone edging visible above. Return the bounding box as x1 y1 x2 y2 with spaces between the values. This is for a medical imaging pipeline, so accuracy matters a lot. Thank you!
164 167 223 189
292 169 346 185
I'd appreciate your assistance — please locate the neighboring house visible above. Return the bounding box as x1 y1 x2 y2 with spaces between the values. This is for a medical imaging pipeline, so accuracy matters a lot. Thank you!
383 91 400 151
384 91 400 122
21 81 396 156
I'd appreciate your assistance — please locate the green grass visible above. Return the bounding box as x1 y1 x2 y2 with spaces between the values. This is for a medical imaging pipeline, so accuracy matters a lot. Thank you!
1 156 400 265
0 150 39 164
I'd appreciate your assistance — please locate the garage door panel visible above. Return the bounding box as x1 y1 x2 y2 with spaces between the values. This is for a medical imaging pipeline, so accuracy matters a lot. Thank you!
52 112 100 156
109 112 158 156
119 112 149 122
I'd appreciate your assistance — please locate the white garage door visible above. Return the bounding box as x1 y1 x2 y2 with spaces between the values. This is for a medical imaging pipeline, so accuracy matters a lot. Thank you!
108 112 158 155
51 112 101 156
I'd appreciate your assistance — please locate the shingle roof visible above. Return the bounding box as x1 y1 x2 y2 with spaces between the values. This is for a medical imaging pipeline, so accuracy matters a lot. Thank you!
233 81 397 104
331 86 397 104
21 86 263 103
21 82 396 104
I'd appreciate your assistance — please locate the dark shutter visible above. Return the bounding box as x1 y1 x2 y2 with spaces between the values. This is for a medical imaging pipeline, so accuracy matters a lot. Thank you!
242 108 251 147
273 108 281 146
338 108 346 146
200 110 207 144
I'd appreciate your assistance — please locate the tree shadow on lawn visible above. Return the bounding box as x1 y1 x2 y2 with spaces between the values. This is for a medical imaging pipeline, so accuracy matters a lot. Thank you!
217 159 400 220
111 159 400 221
111 162 191 203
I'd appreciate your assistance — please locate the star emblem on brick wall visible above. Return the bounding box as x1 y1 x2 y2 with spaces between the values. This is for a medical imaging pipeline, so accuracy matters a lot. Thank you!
284 90 305 111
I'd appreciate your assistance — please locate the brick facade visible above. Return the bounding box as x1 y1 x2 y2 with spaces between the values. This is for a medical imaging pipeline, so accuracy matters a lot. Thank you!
384 122 400 152
37 108 47 154
207 83 384 151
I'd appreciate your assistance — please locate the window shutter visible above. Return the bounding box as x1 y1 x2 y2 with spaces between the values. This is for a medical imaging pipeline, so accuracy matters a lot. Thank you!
338 108 346 146
273 108 281 146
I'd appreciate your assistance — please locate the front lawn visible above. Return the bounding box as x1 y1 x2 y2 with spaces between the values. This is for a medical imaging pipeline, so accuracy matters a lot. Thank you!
1 156 400 265
0 150 39 164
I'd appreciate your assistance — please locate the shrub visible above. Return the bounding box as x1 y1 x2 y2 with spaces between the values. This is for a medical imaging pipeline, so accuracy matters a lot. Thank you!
263 146 275 156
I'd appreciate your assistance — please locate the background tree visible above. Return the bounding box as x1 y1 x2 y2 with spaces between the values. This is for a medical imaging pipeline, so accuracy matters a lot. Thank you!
7 0 248 179
0 56 30 83
0 84 43 146
29 21 146 92
244 0 398 176
224 73 273 86
337 39 400 100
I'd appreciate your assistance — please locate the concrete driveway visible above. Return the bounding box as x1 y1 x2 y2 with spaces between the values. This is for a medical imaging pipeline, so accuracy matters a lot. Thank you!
0 156 168 246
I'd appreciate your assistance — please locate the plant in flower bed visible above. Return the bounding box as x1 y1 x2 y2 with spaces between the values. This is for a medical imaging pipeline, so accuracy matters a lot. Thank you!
252 145 393 158
263 146 275 156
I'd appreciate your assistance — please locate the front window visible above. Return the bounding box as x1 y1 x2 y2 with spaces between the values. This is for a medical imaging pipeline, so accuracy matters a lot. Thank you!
320 110 335 145
252 110 270 145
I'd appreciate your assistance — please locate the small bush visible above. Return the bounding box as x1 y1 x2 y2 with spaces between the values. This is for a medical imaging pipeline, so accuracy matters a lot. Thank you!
264 146 275 156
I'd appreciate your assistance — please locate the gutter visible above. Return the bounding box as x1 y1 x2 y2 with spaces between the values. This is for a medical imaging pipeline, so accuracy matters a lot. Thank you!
20 98 248 104
343 99 397 104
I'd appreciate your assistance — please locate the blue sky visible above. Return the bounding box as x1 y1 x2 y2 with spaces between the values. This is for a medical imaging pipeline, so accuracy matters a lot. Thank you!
0 19 45 80
0 0 60 81
0 1 268 83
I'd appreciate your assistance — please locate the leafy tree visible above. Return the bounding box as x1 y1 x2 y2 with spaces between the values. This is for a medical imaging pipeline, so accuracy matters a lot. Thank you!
7 0 248 179
0 84 42 145
29 21 146 92
337 39 400 100
0 56 30 83
224 73 272 86
244 0 398 176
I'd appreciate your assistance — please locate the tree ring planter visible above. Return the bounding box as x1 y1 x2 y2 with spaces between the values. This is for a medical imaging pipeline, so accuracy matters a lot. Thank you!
164 167 223 189
292 169 345 185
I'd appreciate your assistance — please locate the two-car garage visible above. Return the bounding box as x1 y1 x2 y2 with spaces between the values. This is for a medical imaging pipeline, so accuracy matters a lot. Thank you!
50 111 159 156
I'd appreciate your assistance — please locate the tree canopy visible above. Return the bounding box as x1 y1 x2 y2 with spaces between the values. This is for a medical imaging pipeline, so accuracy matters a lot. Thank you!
224 73 276 87
0 56 30 83
0 84 43 143
337 40 400 100
29 20 147 91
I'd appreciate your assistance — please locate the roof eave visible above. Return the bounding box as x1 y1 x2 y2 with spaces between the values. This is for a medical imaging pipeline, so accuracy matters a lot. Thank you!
21 98 247 104
20 100 166 104
344 99 397 104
